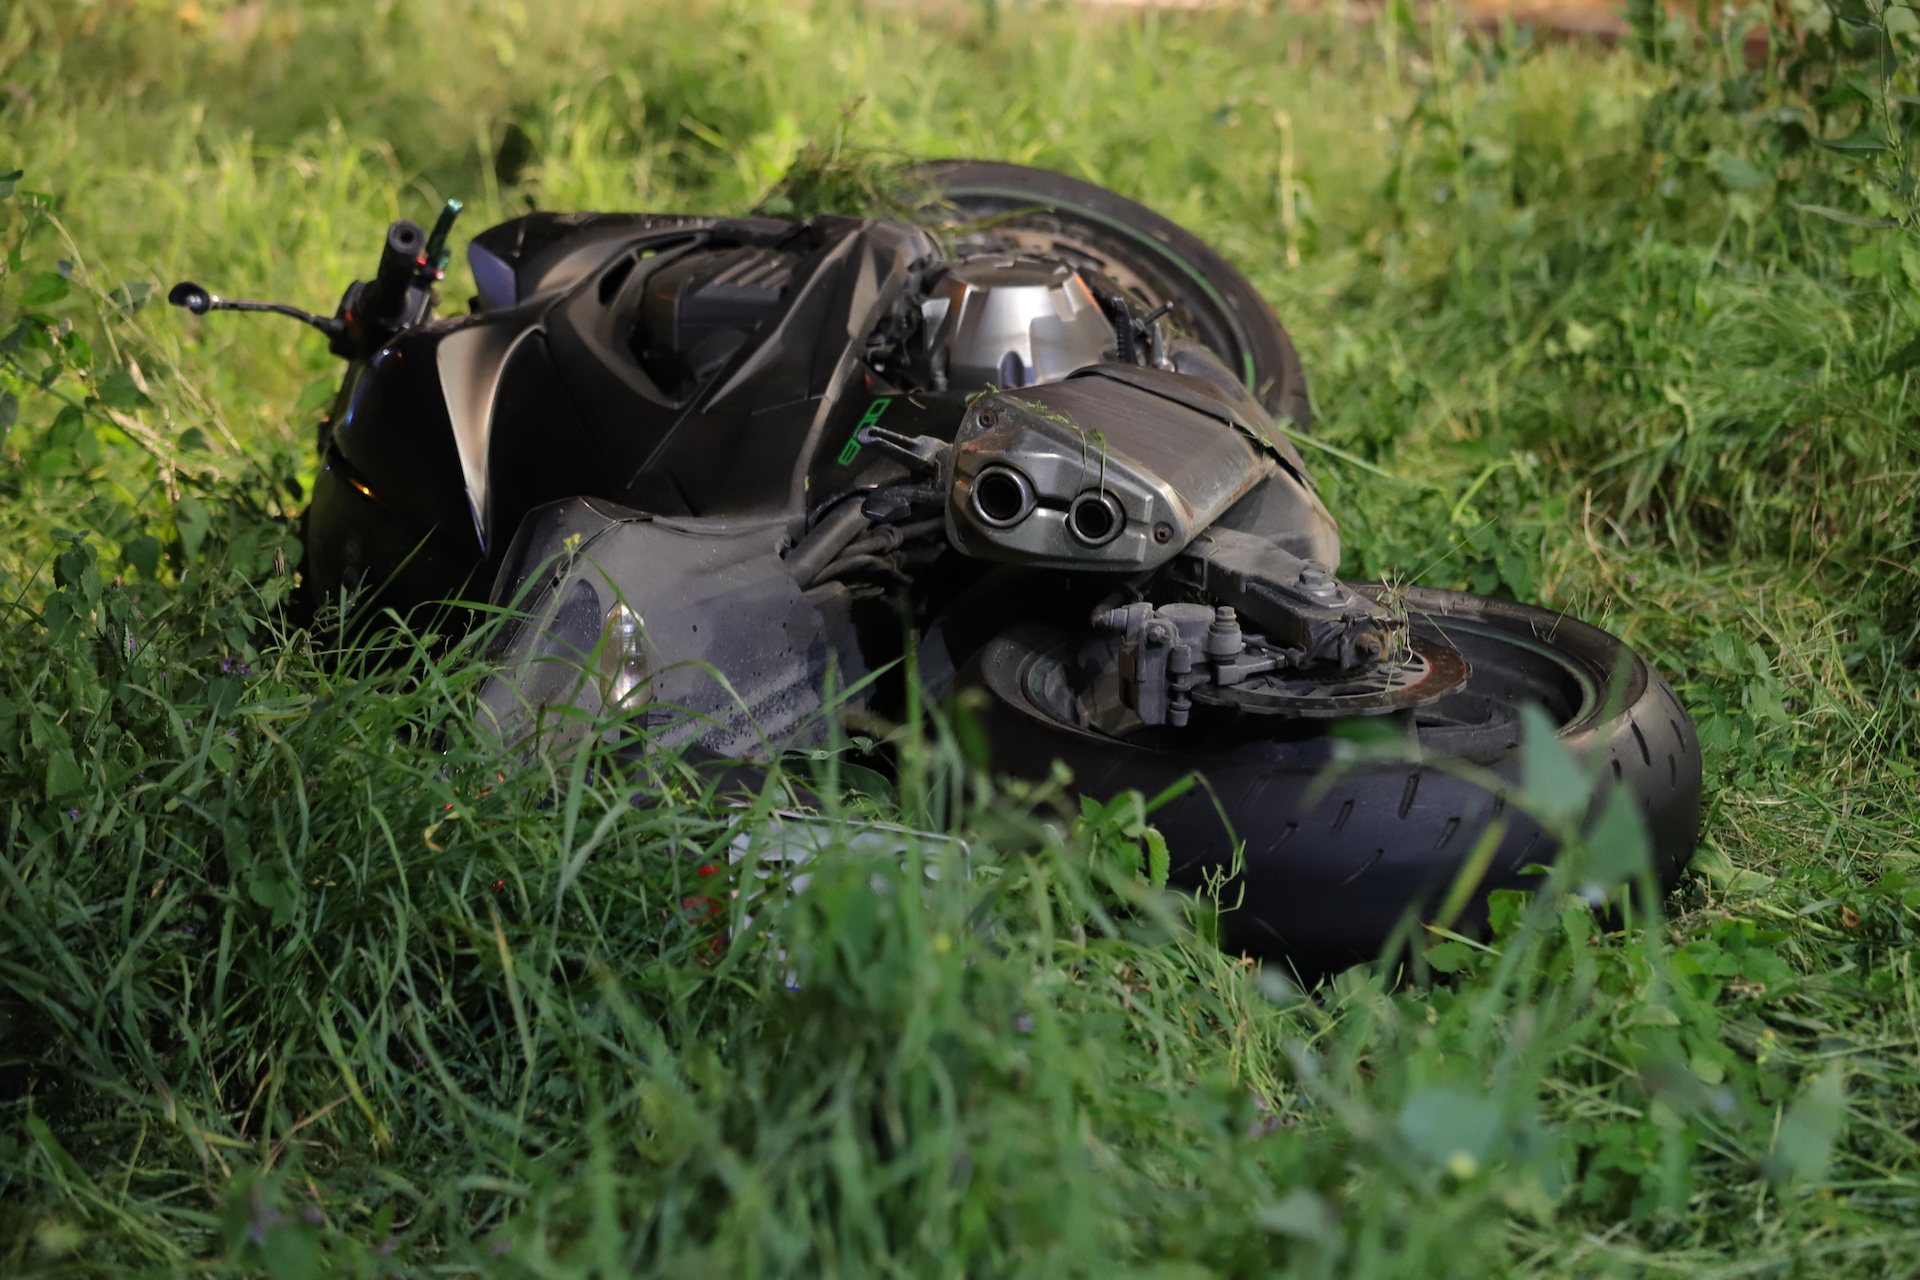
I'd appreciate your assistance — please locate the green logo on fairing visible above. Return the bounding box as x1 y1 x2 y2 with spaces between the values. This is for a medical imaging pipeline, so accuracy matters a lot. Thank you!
837 398 893 466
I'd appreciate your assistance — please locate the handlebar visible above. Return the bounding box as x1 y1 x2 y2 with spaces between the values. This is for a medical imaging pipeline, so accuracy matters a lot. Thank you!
167 199 464 359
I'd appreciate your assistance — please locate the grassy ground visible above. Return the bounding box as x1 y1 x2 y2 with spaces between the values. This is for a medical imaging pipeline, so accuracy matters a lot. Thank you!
2 0 1919 1274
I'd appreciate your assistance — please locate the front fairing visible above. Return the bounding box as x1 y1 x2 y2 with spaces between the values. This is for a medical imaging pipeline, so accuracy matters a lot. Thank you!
303 213 943 615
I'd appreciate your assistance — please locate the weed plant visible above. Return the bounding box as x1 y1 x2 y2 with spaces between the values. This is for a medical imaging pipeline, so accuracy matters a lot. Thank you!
1 0 1919 1274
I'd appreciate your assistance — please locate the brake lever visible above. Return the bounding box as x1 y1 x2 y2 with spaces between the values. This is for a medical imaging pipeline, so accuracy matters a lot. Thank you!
420 198 463 280
167 282 345 338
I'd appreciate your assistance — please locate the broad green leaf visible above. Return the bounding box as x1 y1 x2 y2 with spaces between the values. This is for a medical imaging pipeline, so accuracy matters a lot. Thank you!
247 868 298 929
122 534 161 580
1520 703 1587 820
1497 551 1533 599
1487 888 1530 936
1749 678 1791 727
1849 241 1890 278
1253 966 1301 1006
1880 333 1920 380
1398 1086 1503 1169
260 1226 321 1280
111 281 151 315
1813 79 1875 108
1814 133 1890 156
1564 318 1600 354
55 539 101 602
1794 203 1898 229
1766 1064 1847 1185
1710 151 1767 191
1424 939 1477 973
96 367 152 409
174 494 210 563
45 748 84 799
295 376 337 413
18 272 70 307
1580 786 1650 892
210 676 240 715
1626 1001 1680 1027
1709 629 1745 673
1255 1189 1335 1242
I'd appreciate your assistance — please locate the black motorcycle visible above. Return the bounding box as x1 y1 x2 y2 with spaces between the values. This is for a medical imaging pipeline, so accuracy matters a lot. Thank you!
171 161 1700 971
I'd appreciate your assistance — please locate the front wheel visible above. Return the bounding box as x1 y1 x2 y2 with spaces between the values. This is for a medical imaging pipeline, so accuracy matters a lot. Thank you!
961 587 1702 974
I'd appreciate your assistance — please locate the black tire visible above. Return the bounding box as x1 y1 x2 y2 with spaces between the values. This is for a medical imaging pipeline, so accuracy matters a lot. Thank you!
963 587 1702 975
906 160 1311 430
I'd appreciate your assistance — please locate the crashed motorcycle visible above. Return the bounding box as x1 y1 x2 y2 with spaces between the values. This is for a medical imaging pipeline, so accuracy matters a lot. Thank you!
171 161 1701 971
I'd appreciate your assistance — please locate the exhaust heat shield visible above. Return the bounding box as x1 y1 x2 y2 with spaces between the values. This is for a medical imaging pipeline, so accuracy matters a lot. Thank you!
944 365 1277 572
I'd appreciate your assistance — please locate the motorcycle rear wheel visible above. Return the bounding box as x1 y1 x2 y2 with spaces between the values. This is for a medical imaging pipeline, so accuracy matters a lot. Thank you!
906 159 1311 429
961 586 1702 974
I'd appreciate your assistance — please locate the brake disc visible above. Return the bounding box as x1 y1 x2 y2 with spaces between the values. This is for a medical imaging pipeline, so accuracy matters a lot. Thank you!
1189 635 1470 719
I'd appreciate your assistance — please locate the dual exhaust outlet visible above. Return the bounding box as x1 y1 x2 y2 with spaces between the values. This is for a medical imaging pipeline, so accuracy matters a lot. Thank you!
970 464 1126 548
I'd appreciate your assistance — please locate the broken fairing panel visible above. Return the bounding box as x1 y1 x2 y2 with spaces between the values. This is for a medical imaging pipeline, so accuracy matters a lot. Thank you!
477 503 870 761
436 319 533 549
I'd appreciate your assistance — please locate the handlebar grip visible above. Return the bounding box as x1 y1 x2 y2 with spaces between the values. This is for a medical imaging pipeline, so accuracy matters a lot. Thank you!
360 219 426 326
376 220 425 293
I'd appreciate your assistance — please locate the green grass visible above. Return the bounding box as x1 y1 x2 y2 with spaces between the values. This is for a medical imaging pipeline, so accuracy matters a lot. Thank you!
3 0 1920 1274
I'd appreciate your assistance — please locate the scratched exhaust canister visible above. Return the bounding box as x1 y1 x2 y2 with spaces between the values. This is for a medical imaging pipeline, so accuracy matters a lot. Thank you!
944 365 1281 573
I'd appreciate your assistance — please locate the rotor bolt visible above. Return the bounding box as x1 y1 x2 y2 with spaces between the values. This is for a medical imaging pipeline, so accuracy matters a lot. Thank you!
1298 564 1331 587
1153 522 1174 544
977 408 998 428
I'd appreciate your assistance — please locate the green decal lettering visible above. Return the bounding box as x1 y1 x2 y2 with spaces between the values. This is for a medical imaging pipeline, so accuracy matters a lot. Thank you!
837 397 893 466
